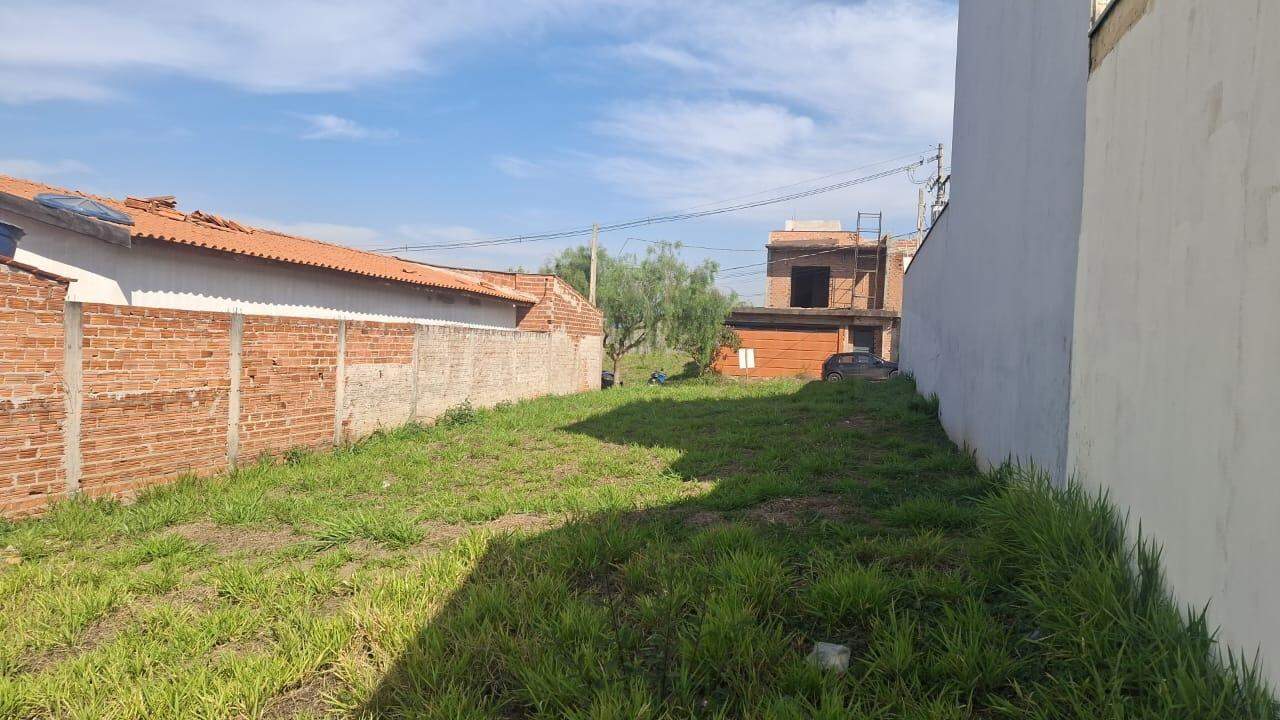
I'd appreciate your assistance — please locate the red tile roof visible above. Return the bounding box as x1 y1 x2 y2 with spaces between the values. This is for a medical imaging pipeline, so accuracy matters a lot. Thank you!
0 256 73 284
0 175 535 305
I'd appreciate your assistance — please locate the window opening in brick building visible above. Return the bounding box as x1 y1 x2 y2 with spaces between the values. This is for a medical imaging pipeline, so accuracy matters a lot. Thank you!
790 266 831 308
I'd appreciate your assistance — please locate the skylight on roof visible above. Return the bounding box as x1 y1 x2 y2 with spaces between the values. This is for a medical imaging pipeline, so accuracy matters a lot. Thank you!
35 193 134 226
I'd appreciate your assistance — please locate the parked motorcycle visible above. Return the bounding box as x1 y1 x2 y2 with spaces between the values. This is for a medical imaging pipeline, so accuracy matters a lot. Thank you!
647 369 668 386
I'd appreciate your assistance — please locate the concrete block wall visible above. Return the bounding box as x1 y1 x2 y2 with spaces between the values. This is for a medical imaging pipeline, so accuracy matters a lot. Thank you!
0 261 604 517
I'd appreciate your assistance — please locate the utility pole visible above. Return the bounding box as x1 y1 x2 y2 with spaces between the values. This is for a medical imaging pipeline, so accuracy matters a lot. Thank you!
588 223 599 305
934 143 946 207
916 188 927 240
929 143 948 221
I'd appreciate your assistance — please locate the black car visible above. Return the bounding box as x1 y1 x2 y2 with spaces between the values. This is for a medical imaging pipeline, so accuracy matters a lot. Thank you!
822 352 898 381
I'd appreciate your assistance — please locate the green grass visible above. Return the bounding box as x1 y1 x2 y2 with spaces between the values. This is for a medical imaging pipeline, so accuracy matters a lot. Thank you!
0 377 1273 719
614 349 699 387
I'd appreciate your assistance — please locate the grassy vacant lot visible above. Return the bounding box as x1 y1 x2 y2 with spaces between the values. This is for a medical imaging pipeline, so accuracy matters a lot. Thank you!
0 378 1273 719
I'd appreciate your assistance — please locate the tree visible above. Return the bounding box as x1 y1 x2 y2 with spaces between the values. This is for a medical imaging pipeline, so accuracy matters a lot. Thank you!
539 245 597 298
666 260 740 375
543 242 739 381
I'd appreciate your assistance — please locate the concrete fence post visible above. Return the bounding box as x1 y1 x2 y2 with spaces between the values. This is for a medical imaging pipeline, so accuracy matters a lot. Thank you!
410 324 423 423
333 319 346 446
61 301 83 497
226 313 243 467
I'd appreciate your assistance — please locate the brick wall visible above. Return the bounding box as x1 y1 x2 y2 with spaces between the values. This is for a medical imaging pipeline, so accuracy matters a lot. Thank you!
403 325 600 425
0 279 603 516
238 317 339 460
340 322 417 439
884 238 921 314
765 246 885 310
0 261 67 515
79 305 231 500
458 272 604 337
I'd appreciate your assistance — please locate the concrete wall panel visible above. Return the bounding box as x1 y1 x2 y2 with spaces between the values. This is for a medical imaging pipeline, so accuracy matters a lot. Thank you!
901 0 1090 480
1070 0 1280 682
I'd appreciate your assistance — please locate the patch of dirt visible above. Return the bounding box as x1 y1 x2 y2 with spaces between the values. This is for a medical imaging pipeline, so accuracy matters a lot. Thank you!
482 513 558 534
419 521 470 545
748 495 852 525
210 635 271 662
684 511 726 529
684 495 873 530
23 581 219 674
263 672 342 719
838 414 876 430
156 582 219 608
169 522 301 556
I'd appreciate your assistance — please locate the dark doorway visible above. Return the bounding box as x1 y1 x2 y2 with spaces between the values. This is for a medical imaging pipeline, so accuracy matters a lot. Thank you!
852 327 876 353
790 266 831 308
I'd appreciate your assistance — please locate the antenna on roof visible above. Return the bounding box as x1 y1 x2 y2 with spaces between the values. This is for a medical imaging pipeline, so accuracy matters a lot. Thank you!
35 193 134 226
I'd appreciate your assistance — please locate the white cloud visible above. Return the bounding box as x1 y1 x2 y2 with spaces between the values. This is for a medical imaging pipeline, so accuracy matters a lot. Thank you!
0 70 115 105
0 0 618 103
492 155 540 179
596 100 815 160
588 0 956 227
612 0 956 138
0 0 956 238
298 114 394 141
0 158 93 179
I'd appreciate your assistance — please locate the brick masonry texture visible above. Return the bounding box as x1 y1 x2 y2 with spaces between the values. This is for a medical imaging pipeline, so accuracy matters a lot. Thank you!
408 325 600 423
79 305 231 501
459 272 605 337
0 263 67 515
339 321 417 439
0 271 604 516
765 246 886 310
238 317 339 461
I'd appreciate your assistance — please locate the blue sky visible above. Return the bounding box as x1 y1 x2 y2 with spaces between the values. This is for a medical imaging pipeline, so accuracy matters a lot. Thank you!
0 0 956 301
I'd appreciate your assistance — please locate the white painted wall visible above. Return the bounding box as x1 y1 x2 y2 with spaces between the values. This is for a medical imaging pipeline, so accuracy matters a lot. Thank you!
1070 0 1280 682
900 0 1091 480
3 210 519 329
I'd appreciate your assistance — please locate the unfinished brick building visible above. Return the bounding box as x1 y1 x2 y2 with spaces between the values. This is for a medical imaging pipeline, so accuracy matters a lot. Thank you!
715 218 919 380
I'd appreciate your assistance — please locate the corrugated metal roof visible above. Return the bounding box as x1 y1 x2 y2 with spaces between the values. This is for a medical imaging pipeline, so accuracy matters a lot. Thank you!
0 175 536 305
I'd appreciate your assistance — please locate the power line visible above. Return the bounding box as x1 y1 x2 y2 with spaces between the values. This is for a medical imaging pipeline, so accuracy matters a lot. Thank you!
714 230 919 280
668 148 937 214
622 237 762 253
372 153 935 253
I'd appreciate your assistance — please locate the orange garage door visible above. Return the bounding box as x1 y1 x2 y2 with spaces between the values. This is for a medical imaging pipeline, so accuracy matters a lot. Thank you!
714 327 840 379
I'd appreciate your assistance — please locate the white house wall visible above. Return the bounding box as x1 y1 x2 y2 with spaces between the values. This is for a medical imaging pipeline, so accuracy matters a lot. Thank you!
1069 0 1280 682
4 210 519 329
900 0 1090 480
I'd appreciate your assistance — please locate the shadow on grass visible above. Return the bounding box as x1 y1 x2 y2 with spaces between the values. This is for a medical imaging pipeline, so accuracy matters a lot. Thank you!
357 379 1003 718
